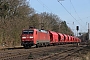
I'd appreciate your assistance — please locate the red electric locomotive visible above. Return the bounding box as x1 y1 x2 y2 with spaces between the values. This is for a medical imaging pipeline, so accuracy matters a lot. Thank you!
21 28 50 48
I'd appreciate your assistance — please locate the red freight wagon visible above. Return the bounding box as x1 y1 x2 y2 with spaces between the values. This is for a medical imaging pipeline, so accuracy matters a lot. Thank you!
72 37 75 43
74 37 78 43
70 36 74 43
49 31 58 44
58 33 64 43
76 37 78 42
63 34 68 43
21 29 50 48
67 35 72 43
77 38 81 43
72 36 75 43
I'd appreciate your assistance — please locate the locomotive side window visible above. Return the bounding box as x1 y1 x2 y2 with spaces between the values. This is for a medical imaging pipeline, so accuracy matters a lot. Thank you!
36 31 37 34
50 33 53 41
23 30 33 34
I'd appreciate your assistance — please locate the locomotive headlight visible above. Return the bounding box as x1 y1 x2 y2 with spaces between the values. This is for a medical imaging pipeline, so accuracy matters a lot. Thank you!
22 37 26 39
30 36 33 38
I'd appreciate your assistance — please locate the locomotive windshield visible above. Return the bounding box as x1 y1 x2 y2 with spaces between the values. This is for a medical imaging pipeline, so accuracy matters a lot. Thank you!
22 30 33 34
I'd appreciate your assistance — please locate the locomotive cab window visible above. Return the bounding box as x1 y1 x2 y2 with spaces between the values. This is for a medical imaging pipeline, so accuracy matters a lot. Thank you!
22 30 34 34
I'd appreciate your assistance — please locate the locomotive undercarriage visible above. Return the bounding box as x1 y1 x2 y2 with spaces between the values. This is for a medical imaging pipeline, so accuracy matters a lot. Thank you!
36 42 50 48
21 41 34 48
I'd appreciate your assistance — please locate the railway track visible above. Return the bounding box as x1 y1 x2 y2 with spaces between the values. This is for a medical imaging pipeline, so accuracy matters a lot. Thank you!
0 49 30 60
0 44 87 60
0 45 63 60
37 46 85 60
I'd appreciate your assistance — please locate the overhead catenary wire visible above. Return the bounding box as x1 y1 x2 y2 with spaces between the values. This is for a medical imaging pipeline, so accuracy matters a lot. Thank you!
57 0 84 28
82 16 90 19
70 0 87 31
70 0 85 24
28 0 41 13
37 0 52 13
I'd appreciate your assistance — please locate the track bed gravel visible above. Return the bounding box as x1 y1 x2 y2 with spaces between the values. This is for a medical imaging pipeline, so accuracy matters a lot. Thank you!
0 44 89 60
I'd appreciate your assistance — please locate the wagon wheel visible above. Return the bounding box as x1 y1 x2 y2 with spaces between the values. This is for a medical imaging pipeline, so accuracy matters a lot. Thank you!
36 44 39 48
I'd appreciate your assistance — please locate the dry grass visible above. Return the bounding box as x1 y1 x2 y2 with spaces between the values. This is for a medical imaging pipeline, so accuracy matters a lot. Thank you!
83 52 90 60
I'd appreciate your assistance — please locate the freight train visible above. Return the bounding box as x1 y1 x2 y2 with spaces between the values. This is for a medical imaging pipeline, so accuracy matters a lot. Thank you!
21 28 81 48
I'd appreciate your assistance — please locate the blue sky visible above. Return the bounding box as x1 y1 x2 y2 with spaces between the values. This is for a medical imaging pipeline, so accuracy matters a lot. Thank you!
28 0 90 35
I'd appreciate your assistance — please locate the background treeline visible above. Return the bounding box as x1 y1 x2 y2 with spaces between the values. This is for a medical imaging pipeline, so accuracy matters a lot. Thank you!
0 0 73 46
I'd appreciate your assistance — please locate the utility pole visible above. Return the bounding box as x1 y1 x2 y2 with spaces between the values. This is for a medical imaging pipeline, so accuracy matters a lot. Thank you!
87 23 90 46
88 23 90 40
